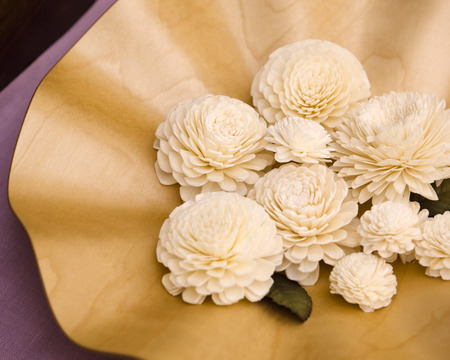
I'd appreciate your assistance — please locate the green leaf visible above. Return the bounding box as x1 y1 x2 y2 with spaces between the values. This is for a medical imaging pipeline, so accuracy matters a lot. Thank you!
266 273 312 322
410 179 450 216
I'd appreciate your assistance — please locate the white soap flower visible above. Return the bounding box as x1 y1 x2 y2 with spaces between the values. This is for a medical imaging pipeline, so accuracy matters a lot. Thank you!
251 39 370 128
333 92 450 204
330 252 397 312
415 211 450 280
359 201 428 262
154 95 274 201
156 192 283 305
265 117 333 164
248 163 359 286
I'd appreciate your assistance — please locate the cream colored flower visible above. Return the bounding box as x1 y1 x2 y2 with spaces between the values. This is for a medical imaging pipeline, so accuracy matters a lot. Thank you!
248 163 359 286
157 192 283 305
330 252 397 312
154 95 274 201
333 92 450 204
415 211 450 280
251 39 370 128
265 117 333 164
359 201 428 262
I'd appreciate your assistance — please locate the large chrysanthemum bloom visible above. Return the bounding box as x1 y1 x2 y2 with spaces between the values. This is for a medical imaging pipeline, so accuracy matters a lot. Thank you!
247 163 359 286
156 192 283 305
332 92 450 204
265 116 333 164
358 201 428 262
251 39 370 128
330 252 397 312
154 95 274 201
415 211 450 280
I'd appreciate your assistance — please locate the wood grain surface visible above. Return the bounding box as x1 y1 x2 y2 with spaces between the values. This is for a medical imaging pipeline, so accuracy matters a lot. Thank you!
8 1 450 359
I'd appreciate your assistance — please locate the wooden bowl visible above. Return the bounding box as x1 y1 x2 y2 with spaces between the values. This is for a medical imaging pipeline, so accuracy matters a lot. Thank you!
9 1 450 359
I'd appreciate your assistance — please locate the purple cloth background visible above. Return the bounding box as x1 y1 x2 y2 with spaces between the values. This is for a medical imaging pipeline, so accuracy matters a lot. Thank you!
0 1 135 359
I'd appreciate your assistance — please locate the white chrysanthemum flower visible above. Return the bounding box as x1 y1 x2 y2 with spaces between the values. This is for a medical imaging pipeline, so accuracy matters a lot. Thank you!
359 201 428 262
154 95 274 201
248 163 359 286
251 39 370 128
265 117 333 164
415 211 450 280
330 252 397 312
156 192 283 305
333 92 450 204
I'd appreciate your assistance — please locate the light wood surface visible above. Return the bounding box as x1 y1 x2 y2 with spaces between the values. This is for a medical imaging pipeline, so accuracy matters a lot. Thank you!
9 1 450 359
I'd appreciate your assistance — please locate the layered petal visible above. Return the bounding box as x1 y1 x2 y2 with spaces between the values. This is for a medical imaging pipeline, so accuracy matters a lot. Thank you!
251 39 370 128
330 253 397 312
415 211 450 280
154 95 274 200
248 163 359 285
157 192 283 305
332 92 450 204
358 201 428 262
265 117 333 164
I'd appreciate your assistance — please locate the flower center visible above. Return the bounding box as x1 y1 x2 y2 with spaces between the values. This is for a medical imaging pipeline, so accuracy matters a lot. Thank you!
283 55 342 117
213 117 243 137
355 94 427 152
178 200 238 258
275 176 315 210
205 108 246 144
371 203 412 232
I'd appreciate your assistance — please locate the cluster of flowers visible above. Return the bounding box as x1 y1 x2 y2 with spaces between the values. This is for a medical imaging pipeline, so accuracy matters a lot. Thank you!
154 39 450 312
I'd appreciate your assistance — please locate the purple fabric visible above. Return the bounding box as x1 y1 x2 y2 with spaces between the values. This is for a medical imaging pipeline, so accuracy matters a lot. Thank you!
0 1 134 359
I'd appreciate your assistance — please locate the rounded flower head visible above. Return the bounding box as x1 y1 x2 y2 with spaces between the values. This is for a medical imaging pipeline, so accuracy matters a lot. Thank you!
251 39 370 128
156 192 283 305
332 92 450 204
359 201 428 262
330 252 397 312
265 117 333 164
415 211 450 280
154 95 274 201
248 163 359 286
